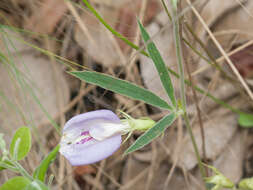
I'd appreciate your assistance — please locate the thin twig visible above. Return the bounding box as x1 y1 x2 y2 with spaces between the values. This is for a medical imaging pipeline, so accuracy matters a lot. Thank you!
181 20 208 176
186 0 253 101
182 41 208 176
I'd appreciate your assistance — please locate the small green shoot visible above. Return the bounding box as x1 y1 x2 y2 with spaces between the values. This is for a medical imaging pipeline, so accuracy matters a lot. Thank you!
238 113 253 128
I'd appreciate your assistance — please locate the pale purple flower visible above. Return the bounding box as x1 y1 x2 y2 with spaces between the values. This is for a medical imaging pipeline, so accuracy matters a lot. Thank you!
59 110 130 166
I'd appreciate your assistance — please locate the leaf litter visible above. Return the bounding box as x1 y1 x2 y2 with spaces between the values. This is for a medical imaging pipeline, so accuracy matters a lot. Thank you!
0 0 253 189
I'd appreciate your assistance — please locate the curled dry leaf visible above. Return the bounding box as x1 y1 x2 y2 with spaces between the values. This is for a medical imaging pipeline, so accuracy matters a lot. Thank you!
74 3 121 67
189 79 238 116
115 0 160 52
211 1 253 79
189 0 241 39
192 0 253 80
175 113 238 170
229 44 253 79
24 0 68 34
214 131 247 183
212 0 253 49
74 0 160 66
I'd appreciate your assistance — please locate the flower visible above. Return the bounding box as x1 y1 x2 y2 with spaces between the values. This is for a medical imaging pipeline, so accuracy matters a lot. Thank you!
59 110 155 166
59 110 123 166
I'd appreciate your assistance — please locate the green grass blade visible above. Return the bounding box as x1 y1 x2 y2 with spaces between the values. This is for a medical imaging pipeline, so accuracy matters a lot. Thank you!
81 0 148 57
71 71 172 110
125 112 177 154
33 145 60 182
138 20 177 107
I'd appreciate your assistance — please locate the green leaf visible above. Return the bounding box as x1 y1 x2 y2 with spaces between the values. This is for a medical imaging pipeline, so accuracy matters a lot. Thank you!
238 113 253 128
125 113 177 154
10 127 31 160
33 145 60 182
138 20 177 107
239 177 253 190
71 71 172 110
25 180 49 190
205 183 216 190
0 176 30 190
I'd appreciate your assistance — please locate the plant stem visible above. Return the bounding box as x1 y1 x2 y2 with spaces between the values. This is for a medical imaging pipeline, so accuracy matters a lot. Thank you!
81 0 149 57
0 162 19 173
171 1 206 178
13 161 33 181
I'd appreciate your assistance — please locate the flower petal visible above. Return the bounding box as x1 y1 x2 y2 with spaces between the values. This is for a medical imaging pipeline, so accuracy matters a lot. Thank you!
89 122 130 141
63 110 121 131
60 134 121 166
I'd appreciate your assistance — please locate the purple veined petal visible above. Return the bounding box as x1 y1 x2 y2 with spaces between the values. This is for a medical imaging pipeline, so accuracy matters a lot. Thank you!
60 110 122 166
60 134 121 166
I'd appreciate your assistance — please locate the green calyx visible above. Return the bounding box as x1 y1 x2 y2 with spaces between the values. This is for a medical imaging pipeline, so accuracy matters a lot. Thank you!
122 118 155 132
119 110 155 132
239 177 253 190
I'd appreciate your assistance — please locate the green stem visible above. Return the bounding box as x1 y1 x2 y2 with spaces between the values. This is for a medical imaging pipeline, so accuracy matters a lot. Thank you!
160 0 172 21
0 162 19 173
81 0 149 57
167 67 241 114
13 161 33 181
171 1 206 178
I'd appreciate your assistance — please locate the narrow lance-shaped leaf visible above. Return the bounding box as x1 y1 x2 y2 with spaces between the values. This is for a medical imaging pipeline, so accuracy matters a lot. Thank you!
70 71 172 110
33 145 60 182
138 20 177 108
125 112 177 154
10 127 31 161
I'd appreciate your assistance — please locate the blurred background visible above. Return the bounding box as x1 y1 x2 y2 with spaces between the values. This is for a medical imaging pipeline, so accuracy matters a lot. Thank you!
0 0 253 189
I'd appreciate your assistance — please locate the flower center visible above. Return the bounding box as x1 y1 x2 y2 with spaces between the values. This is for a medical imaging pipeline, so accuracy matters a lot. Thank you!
75 131 93 144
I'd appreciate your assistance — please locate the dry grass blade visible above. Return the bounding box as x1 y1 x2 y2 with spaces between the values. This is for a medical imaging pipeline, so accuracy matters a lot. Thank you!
186 0 253 101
